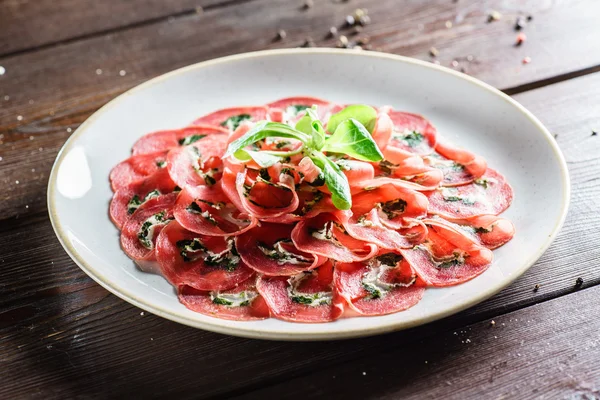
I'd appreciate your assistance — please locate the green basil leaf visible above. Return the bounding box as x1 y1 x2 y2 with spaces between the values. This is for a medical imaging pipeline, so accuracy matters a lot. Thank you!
309 152 351 210
224 121 310 159
295 107 326 150
242 150 283 168
322 118 384 162
326 104 377 134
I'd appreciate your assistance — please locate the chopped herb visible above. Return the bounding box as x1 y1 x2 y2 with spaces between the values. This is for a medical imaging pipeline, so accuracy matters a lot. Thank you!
362 283 382 299
212 297 233 306
196 198 225 209
380 198 408 219
275 140 291 149
204 241 240 271
474 178 490 189
438 259 463 269
127 195 142 214
280 167 295 177
176 238 206 261
288 105 310 115
201 210 218 226
308 173 325 187
138 211 171 249
399 131 424 147
178 134 206 146
220 114 252 131
301 191 323 214
186 202 202 214
173 185 182 192
291 293 329 306
259 168 271 181
378 159 396 176
156 160 167 168
204 174 217 186
377 253 403 266
474 226 493 234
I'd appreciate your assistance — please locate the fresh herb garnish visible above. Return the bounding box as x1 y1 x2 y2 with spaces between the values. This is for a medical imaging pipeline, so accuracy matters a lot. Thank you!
397 131 423 147
380 198 408 219
474 226 493 234
176 238 206 261
220 114 252 131
178 134 206 146
156 160 167 168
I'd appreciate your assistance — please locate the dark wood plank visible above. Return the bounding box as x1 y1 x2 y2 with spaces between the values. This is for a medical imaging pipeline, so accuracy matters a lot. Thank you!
1 72 599 399
0 0 240 57
233 286 600 400
2 0 600 221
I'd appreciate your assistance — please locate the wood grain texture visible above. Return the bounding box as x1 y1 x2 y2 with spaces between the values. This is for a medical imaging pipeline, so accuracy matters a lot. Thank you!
1 72 599 400
233 286 600 400
3 0 600 221
0 0 241 56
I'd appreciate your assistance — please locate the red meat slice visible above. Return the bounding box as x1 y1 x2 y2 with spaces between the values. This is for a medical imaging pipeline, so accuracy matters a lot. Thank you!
425 140 487 186
110 168 178 229
236 223 325 276
132 125 229 156
428 215 515 249
291 213 378 263
234 168 299 219
371 112 393 151
192 106 268 131
173 183 257 237
109 151 168 192
426 168 513 219
352 181 429 230
267 96 334 125
256 261 344 323
401 219 493 286
155 220 254 291
166 133 229 188
178 277 270 321
342 209 414 250
374 146 444 190
120 193 178 270
335 252 425 316
385 111 437 155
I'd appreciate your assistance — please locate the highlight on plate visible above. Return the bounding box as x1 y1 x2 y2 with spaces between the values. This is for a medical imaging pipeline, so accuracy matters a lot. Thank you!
109 97 515 323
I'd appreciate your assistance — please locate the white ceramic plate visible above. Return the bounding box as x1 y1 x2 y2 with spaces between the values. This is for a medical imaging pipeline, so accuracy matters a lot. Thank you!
48 49 569 340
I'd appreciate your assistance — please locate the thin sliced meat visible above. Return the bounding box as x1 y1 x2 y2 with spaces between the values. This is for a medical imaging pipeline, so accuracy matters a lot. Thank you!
375 146 444 189
267 96 334 125
291 213 378 263
110 168 178 229
425 140 487 186
371 112 393 151
109 151 168 192
335 252 425 316
352 182 429 230
385 111 437 155
234 168 299 219
343 209 413 250
178 277 270 321
426 168 513 219
402 220 493 286
132 125 228 156
166 133 229 188
155 220 254 291
429 215 515 249
256 261 344 323
236 223 325 276
337 159 375 187
173 183 257 237
192 106 268 131
120 193 178 269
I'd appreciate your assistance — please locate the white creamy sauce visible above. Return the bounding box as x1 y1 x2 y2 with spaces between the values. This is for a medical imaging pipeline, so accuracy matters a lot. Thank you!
361 257 415 299
311 221 335 241
287 272 332 307
258 241 312 265
210 290 258 307
138 212 170 249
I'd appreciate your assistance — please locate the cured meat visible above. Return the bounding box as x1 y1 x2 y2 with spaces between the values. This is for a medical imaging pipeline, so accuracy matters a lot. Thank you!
179 278 270 320
335 252 425 316
132 125 229 156
371 112 393 151
426 168 513 219
342 209 414 250
291 213 378 263
155 220 254 291
173 183 257 237
425 140 487 186
336 159 375 188
110 168 178 229
351 181 429 230
256 261 344 322
192 106 268 131
402 219 493 286
267 96 334 125
429 215 515 249
385 111 437 155
109 151 168 192
234 168 299 219
166 133 229 188
236 223 325 276
120 193 178 269
375 146 444 189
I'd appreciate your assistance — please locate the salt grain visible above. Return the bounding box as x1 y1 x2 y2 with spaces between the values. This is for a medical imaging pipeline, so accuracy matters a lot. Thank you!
119 70 127 76
0 66 5 75
25 205 29 209
96 69 103 75
17 115 23 121
0 157 3 161
451 60 459 68
31 168 35 172
362 372 366 376
15 180 19 184
29 136 34 140
67 128 72 133
140 312 145 316
445 20 453 29
3 95 8 101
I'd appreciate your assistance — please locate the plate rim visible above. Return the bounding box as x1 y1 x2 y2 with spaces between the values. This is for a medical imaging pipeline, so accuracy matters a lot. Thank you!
47 48 571 341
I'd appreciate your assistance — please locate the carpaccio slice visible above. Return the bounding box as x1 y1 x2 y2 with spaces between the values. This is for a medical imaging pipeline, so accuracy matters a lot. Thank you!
120 193 178 271
426 168 513 219
236 222 325 276
291 213 378 263
342 209 414 250
166 133 229 188
335 251 425 316
401 219 493 286
110 168 178 229
429 215 515 249
374 146 444 190
178 278 270 321
192 106 269 131
384 111 438 155
173 183 257 237
109 151 168 192
132 125 229 156
155 220 254 291
425 140 487 186
256 261 344 322
371 112 393 151
267 96 334 124
234 168 299 219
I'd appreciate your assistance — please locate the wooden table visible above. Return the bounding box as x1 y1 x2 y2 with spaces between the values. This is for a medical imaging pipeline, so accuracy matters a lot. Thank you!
1 1 600 398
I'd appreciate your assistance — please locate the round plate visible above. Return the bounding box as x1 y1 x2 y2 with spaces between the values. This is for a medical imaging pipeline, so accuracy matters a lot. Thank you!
48 49 570 340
